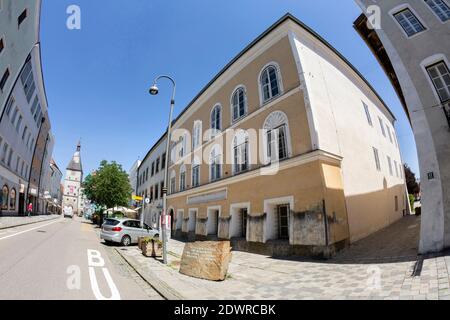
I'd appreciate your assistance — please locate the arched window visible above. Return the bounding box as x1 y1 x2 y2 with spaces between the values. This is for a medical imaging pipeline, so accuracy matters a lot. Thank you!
179 164 186 192
10 189 16 211
263 111 291 163
209 144 222 182
260 64 282 103
192 156 201 188
210 104 222 137
170 170 176 194
233 130 249 174
231 86 247 122
192 121 202 149
1 185 9 210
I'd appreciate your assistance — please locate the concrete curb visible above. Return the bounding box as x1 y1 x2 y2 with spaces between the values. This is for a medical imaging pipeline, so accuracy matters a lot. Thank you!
114 248 186 300
0 215 61 230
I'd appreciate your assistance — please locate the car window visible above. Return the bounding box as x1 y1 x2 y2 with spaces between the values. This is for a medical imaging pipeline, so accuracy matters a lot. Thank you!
131 221 142 228
122 221 131 227
144 223 151 230
104 219 120 226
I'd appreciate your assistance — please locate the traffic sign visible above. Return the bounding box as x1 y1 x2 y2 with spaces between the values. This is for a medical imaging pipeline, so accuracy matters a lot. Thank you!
132 195 143 201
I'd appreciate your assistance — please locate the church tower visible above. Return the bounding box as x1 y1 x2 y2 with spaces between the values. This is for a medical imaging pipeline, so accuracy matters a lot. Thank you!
62 142 83 215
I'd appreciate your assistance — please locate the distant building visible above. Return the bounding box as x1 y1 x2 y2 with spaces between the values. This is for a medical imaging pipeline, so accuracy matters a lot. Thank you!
354 0 450 253
128 159 141 207
137 135 167 230
0 0 54 216
48 159 63 214
62 142 84 215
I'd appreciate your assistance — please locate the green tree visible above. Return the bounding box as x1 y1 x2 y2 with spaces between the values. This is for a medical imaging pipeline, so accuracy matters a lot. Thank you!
404 164 420 195
83 160 132 224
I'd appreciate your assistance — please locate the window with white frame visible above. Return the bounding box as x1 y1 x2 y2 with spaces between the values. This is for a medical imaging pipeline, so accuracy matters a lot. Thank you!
373 147 381 171
363 102 373 126
393 8 426 37
378 117 386 137
387 156 393 176
233 131 249 174
170 170 176 194
260 65 281 103
5 96 14 117
210 104 221 137
11 107 19 125
426 61 450 102
386 126 393 143
231 87 247 122
192 157 200 187
263 111 290 163
425 0 450 22
210 145 222 182
192 121 202 149
179 165 186 191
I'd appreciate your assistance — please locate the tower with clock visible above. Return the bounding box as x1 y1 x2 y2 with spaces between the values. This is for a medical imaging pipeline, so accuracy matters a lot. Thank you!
62 141 83 215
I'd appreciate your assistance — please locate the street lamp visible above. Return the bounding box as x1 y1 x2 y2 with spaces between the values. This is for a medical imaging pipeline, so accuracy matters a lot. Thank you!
149 75 176 265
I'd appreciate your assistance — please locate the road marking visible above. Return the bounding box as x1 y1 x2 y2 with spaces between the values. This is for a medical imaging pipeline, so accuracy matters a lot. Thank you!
0 219 62 241
87 249 121 300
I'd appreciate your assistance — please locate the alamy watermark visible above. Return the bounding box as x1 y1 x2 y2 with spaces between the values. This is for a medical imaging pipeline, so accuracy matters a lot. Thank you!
66 5 81 30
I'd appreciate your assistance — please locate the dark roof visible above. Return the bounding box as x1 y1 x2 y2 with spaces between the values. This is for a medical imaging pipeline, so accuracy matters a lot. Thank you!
67 156 82 172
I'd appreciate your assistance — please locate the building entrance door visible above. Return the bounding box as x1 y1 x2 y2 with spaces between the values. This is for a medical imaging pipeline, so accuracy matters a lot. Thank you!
18 193 25 216
241 208 248 238
277 204 289 240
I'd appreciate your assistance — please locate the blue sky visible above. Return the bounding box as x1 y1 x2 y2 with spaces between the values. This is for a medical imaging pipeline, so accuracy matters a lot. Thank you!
40 0 419 177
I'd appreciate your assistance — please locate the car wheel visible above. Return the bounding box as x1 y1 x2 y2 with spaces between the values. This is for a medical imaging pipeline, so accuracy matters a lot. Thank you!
121 235 131 246
154 234 159 239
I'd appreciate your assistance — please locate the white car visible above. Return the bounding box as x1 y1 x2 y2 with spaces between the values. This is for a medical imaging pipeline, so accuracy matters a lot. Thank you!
100 218 159 246
63 207 74 218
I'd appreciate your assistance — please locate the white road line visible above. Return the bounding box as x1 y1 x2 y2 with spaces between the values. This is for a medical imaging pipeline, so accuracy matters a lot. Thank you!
0 218 63 241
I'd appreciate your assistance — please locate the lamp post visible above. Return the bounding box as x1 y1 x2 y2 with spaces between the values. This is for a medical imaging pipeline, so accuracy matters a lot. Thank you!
149 75 176 265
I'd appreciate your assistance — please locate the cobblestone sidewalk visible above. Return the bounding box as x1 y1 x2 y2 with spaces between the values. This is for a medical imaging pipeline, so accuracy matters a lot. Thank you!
116 215 450 300
0 214 60 230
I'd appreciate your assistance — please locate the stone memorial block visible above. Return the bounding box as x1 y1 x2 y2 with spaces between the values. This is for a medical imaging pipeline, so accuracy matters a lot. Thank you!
179 241 232 281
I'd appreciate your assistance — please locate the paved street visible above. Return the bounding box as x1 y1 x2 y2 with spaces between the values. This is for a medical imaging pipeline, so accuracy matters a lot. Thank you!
118 215 450 300
0 216 163 300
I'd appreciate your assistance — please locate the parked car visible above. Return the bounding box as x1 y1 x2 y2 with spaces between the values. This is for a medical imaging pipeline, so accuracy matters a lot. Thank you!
100 218 159 246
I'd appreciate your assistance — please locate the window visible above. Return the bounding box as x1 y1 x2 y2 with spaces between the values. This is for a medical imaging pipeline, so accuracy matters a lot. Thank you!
386 126 393 143
20 161 25 177
18 9 28 27
210 105 221 137
160 181 164 198
1 143 8 163
1 185 8 210
394 8 426 37
192 164 200 187
394 160 399 177
21 60 35 102
15 156 20 172
387 156 393 176
154 184 159 199
179 165 186 191
22 126 28 140
264 111 290 163
260 65 281 102
0 38 4 54
193 121 202 149
426 61 450 102
155 157 160 173
9 189 16 211
277 204 290 240
161 153 166 170
0 68 10 91
363 102 373 126
210 145 222 182
233 131 249 174
231 87 247 122
151 162 155 176
425 0 450 22
378 117 386 137
170 170 176 194
16 115 23 132
373 147 381 171
5 96 14 116
31 96 38 115
29 138 34 151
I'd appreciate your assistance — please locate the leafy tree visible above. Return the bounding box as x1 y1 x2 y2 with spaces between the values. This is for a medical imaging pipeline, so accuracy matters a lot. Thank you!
83 160 132 224
404 164 420 195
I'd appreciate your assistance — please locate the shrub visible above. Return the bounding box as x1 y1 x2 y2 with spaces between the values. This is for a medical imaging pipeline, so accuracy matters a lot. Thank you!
409 194 416 213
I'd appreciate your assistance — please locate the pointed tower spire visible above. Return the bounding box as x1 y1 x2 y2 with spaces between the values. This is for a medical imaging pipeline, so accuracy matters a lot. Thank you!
77 139 81 152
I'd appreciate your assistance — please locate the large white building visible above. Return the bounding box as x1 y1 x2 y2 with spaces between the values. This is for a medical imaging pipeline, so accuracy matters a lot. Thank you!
0 0 54 215
137 135 167 230
128 159 141 208
354 0 450 253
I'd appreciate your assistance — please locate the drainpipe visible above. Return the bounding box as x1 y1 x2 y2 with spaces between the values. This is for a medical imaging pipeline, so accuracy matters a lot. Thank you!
323 199 329 246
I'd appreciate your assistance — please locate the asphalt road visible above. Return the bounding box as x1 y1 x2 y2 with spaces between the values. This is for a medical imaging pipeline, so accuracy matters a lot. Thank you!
0 216 163 300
